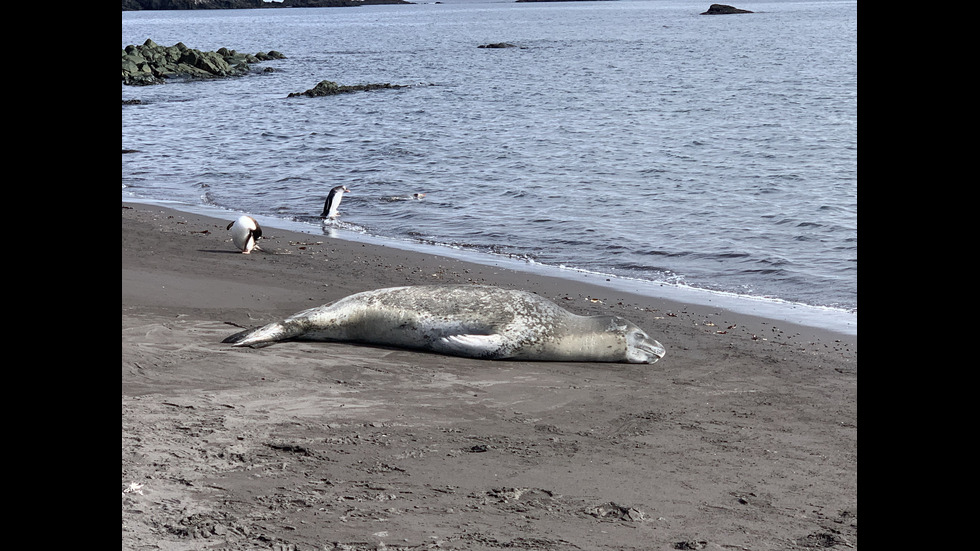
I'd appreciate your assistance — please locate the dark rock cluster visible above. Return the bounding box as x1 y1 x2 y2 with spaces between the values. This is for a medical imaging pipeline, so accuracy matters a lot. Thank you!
478 43 520 49
700 4 753 15
122 0 411 9
287 80 408 98
122 0 264 9
277 0 412 6
122 39 286 86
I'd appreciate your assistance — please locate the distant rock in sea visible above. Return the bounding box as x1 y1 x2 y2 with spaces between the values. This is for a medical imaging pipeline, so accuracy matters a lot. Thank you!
122 39 285 86
123 0 264 9
287 80 409 98
700 4 754 15
275 0 413 6
122 0 412 9
478 43 521 49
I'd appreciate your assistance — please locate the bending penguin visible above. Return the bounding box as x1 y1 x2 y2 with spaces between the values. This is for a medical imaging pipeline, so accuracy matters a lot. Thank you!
226 215 263 254
321 185 351 219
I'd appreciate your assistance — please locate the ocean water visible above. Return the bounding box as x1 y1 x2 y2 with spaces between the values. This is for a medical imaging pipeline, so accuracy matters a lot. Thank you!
122 0 857 333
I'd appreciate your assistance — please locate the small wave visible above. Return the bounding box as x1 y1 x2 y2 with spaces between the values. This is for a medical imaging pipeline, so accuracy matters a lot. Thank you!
320 218 369 234
699 251 751 260
637 249 688 258
274 175 312 184
740 268 790 276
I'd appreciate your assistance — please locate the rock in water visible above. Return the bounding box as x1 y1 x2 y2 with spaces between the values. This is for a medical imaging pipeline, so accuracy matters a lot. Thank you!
287 80 408 98
700 4 753 15
122 39 285 86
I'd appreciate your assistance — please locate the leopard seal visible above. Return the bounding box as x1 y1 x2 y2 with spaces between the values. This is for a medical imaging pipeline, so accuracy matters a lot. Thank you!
222 285 666 363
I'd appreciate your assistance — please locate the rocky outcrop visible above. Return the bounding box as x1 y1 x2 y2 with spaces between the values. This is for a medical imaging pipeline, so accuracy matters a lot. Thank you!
122 0 411 9
478 43 519 49
123 0 264 9
278 0 412 6
287 80 408 98
700 4 753 15
122 39 285 86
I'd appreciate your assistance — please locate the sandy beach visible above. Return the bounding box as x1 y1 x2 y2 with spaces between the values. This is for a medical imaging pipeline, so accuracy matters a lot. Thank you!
122 202 857 550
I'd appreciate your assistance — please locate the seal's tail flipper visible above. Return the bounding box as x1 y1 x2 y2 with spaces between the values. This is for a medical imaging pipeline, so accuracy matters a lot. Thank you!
222 325 281 348
222 327 251 343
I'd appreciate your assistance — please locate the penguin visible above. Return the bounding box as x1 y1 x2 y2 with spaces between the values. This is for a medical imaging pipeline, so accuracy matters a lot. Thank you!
226 215 263 254
321 185 351 219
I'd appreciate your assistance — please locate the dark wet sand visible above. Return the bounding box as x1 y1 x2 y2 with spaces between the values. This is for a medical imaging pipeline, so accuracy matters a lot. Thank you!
122 202 856 550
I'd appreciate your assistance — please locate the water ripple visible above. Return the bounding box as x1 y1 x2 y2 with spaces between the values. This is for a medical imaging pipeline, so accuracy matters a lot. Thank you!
123 0 857 313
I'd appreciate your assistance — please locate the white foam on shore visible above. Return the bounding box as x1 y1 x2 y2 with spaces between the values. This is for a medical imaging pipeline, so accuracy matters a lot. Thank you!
124 197 857 336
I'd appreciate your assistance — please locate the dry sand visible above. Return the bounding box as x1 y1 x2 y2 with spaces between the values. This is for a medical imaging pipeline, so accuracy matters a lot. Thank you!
122 202 857 550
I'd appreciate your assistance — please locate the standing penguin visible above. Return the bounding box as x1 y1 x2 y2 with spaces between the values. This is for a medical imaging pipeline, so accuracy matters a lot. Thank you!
321 185 351 219
226 215 263 254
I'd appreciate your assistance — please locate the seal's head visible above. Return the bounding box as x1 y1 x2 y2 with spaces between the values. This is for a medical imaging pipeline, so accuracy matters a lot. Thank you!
622 322 666 364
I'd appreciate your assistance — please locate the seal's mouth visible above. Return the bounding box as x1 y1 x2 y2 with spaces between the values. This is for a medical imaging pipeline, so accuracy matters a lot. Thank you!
627 334 666 364
642 340 667 363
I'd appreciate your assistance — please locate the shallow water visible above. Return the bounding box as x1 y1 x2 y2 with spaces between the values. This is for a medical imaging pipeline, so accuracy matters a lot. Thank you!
122 0 857 330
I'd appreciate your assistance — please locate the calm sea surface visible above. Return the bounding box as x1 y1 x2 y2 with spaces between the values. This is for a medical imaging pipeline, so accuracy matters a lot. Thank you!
122 0 857 333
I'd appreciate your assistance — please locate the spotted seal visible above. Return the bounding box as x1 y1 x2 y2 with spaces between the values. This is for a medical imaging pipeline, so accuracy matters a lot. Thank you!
222 285 666 363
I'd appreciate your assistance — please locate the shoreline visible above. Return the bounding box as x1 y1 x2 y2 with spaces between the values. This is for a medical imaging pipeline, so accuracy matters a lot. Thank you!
122 201 857 549
122 196 857 339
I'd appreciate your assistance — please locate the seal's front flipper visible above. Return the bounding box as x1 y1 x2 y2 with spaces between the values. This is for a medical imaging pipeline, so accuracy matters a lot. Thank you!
434 334 509 359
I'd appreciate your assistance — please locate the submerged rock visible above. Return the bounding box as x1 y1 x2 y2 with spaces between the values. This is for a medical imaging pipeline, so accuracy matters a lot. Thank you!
287 80 409 98
700 4 753 15
478 42 520 49
122 39 285 86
